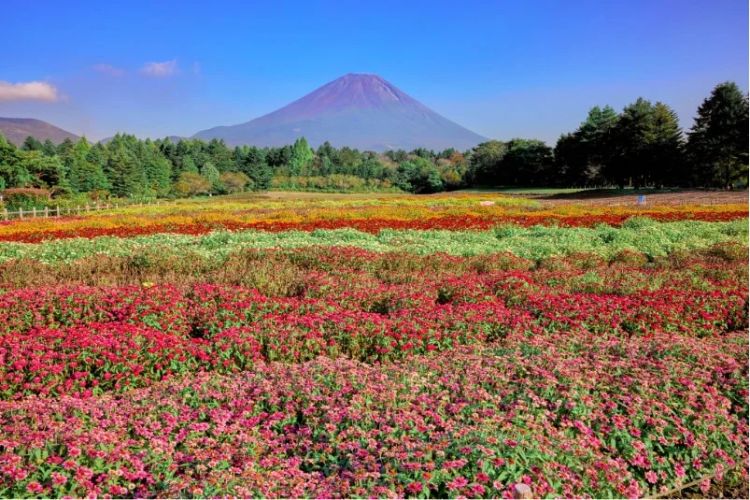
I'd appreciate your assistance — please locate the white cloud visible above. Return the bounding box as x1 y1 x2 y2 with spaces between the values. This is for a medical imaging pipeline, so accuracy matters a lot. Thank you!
93 64 125 77
140 59 178 77
0 81 59 102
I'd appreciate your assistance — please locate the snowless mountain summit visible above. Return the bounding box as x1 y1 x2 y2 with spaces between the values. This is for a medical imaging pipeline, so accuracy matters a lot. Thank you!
0 117 79 146
193 73 487 151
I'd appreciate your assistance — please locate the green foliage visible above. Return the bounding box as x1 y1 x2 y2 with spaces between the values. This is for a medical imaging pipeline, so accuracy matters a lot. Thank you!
200 161 222 193
67 138 111 193
289 137 314 176
468 140 507 185
687 82 749 188
105 135 147 197
395 157 444 193
0 135 32 187
555 106 618 186
1 188 51 211
238 149 272 190
468 139 554 187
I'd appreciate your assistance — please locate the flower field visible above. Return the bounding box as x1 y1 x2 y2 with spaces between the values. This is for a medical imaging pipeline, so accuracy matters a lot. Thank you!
0 192 747 498
0 191 744 243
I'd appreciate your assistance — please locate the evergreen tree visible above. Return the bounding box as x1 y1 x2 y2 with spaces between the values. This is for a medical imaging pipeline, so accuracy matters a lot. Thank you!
207 139 234 172
105 136 147 197
57 138 110 193
143 151 173 196
240 152 272 190
180 156 199 175
607 98 656 188
21 136 43 152
288 137 313 176
41 139 57 157
687 82 749 188
649 102 684 187
0 134 32 187
18 151 65 189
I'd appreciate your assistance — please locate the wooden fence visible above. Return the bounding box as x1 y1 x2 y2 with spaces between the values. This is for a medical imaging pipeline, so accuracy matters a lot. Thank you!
0 201 163 221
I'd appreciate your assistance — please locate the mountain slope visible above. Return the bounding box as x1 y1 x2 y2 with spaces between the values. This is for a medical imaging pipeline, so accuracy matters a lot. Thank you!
193 74 486 151
0 117 79 146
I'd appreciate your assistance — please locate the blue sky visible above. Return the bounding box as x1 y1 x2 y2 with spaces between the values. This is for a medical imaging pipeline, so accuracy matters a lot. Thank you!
1 0 747 144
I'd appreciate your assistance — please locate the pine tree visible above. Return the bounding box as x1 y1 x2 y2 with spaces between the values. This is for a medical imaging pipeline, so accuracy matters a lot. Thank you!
241 154 273 190
69 139 110 193
649 103 684 187
21 136 43 152
607 98 656 188
687 82 749 188
104 137 147 197
0 134 32 187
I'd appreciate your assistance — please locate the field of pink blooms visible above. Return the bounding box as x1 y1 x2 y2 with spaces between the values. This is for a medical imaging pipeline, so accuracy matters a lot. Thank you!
0 197 748 498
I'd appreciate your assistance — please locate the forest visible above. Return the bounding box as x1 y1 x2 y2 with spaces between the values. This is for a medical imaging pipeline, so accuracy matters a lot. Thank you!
0 81 746 207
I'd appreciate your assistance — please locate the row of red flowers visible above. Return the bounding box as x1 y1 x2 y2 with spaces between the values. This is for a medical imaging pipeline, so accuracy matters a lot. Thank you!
0 254 745 398
0 210 745 243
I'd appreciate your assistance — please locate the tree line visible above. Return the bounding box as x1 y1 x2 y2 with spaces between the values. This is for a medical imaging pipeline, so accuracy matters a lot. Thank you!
0 81 746 200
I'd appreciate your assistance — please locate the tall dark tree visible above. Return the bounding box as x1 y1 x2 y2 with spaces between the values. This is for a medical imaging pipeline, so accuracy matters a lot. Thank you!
649 102 684 187
607 98 656 188
687 82 749 188
576 106 618 185
239 149 272 190
468 140 507 185
554 133 591 186
501 139 554 186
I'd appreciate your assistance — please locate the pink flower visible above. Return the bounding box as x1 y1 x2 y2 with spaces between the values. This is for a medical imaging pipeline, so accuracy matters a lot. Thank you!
109 485 128 495
476 472 490 483
51 472 67 486
674 463 686 478
447 476 468 491
645 471 658 484
406 482 423 495
27 481 43 494
470 483 486 496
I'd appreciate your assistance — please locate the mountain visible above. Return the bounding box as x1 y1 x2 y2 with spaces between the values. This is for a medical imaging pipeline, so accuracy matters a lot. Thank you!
0 117 79 146
193 74 487 151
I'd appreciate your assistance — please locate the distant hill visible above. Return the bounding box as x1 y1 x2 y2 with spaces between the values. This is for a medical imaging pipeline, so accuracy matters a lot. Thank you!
99 135 185 144
0 117 79 146
193 73 487 151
